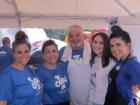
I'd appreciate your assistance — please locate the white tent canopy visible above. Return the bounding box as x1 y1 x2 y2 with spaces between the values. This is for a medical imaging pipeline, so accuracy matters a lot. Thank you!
1 0 140 60
0 0 140 28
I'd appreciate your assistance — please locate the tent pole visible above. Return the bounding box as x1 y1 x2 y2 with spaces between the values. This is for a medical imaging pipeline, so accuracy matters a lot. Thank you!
11 0 21 30
114 0 136 17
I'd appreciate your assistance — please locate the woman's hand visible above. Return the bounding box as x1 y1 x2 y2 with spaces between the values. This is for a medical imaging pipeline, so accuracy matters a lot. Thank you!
132 84 140 95
132 85 140 105
0 101 7 105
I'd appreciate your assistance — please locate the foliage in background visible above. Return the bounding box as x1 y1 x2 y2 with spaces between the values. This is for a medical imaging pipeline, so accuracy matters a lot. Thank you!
44 29 67 41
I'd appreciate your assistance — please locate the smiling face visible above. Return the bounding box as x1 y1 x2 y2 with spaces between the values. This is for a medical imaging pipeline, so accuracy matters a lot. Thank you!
110 37 130 60
92 35 104 57
13 44 30 66
42 45 59 66
68 26 84 50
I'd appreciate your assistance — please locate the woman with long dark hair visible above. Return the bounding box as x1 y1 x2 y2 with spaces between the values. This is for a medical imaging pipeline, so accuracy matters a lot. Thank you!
89 32 116 105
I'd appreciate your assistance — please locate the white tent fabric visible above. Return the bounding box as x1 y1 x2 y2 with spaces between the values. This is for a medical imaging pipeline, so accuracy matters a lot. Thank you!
0 0 140 28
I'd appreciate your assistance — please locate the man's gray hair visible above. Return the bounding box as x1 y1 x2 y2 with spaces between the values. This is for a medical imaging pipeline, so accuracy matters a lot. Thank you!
68 25 82 33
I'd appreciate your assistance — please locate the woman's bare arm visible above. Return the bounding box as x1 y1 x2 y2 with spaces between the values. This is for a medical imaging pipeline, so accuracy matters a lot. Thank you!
0 101 7 105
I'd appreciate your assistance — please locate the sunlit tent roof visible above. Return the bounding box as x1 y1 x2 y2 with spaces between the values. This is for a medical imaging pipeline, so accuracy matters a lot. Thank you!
0 0 140 28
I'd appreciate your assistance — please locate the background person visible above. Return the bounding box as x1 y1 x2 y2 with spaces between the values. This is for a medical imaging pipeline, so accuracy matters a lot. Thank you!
0 37 13 75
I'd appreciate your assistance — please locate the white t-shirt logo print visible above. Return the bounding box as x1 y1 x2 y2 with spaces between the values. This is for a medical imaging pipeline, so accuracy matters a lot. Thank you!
55 75 67 90
73 55 82 61
27 77 42 94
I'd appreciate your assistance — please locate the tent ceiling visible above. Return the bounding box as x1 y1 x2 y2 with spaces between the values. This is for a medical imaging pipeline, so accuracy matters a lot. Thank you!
0 0 140 28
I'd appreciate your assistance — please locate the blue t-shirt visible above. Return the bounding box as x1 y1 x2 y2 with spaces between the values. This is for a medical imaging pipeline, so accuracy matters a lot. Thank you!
59 46 95 65
0 65 42 105
59 47 83 61
71 48 83 60
0 47 13 74
59 47 84 69
116 57 140 104
36 64 70 104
